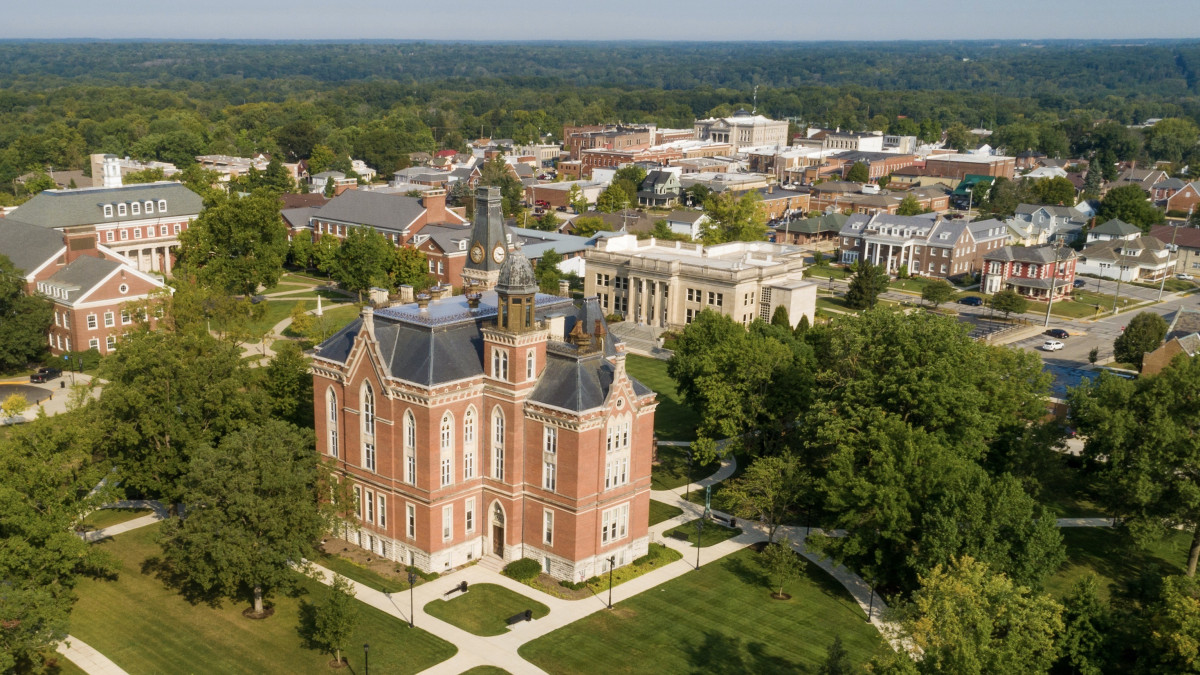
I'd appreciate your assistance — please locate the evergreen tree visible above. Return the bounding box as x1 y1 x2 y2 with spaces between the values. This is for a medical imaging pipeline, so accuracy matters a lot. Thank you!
845 259 889 310
770 305 791 328
1112 311 1167 370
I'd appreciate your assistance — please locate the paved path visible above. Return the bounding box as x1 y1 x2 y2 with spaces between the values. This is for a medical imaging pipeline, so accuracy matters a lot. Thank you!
57 637 128 675
78 501 170 543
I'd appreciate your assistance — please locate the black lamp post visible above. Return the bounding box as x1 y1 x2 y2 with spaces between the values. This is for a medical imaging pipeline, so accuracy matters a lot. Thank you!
408 571 417 628
694 517 704 570
867 587 875 622
363 643 369 675
607 555 617 609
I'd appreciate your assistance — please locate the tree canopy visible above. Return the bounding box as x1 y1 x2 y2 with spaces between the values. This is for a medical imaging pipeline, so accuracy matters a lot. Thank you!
0 254 52 373
1112 311 1167 371
701 191 768 244
844 259 889 310
175 190 290 296
1098 185 1166 232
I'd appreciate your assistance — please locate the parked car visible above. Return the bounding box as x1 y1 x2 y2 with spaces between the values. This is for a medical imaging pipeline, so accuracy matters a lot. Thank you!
1042 340 1065 352
959 296 984 306
1046 328 1070 339
1073 279 1087 288
1178 273 1195 281
30 367 62 383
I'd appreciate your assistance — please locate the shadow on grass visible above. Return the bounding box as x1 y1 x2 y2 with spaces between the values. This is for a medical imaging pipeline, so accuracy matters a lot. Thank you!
141 553 311 611
684 631 793 675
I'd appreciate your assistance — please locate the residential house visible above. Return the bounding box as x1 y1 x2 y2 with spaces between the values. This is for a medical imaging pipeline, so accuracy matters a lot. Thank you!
1078 234 1175 282
1149 224 1200 274
772 212 847 245
1087 218 1142 243
1007 204 1090 245
637 170 682 208
0 218 168 356
663 211 711 240
1143 309 1200 375
309 189 466 246
1106 168 1169 194
1151 178 1186 203
1166 181 1200 215
753 186 811 221
981 244 1077 300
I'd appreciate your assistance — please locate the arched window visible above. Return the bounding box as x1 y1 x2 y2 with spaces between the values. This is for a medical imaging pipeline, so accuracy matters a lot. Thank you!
492 348 508 381
440 412 454 451
361 382 376 472
326 387 338 457
404 410 416 485
463 407 476 479
440 412 454 487
492 407 505 480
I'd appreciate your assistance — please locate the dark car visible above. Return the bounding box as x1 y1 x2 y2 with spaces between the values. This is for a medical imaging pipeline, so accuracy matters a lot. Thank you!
1046 328 1070 339
30 367 62 383
1073 279 1086 288
959 296 984 306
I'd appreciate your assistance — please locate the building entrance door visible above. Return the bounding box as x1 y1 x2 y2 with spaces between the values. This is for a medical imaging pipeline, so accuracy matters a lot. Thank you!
493 525 504 556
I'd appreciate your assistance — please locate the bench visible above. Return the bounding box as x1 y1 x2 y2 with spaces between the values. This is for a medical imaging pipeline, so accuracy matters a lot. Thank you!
506 609 534 626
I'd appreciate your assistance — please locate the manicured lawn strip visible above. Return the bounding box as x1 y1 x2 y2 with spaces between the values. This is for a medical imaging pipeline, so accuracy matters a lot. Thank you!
423 583 549 637
649 499 684 526
624 355 700 442
232 299 316 338
652 445 718 491
1044 527 1190 602
459 668 511 675
49 655 88 675
519 547 880 674
70 524 455 674
78 508 151 531
804 265 846 280
316 552 410 593
664 518 742 547
585 544 682 594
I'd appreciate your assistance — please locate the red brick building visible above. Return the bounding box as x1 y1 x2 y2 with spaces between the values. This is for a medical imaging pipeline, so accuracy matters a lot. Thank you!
309 189 466 246
982 244 1077 300
0 218 167 355
311 188 656 579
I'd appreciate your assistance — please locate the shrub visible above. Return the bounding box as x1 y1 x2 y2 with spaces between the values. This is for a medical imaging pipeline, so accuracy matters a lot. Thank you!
405 565 439 582
559 579 588 591
503 558 542 582
47 348 102 372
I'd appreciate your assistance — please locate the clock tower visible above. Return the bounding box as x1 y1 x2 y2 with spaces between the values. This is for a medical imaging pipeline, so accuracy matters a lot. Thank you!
462 186 510 290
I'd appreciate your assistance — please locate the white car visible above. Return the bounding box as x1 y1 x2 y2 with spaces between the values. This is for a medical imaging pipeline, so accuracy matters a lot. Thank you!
1042 340 1065 352
1178 273 1195 281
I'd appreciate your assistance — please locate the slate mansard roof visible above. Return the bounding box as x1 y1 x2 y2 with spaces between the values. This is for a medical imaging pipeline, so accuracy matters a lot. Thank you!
314 294 646 412
11 182 203 229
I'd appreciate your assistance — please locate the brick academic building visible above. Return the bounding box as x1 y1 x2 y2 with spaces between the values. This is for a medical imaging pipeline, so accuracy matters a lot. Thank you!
312 187 657 581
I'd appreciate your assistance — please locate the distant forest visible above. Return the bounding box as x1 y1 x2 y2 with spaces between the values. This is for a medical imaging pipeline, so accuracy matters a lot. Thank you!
1 40 1198 200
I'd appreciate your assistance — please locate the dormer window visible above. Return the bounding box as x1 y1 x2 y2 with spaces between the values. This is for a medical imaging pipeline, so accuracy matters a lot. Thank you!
458 240 467 251
103 204 113 218
144 201 154 213
158 199 167 211
131 202 140 216
117 203 127 217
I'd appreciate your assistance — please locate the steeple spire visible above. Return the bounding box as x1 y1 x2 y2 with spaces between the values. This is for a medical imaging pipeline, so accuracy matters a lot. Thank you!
463 186 509 289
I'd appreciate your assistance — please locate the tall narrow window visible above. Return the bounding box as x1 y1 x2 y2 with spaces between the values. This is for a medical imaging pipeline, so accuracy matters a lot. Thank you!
543 509 554 546
543 460 557 492
440 412 454 487
492 408 505 480
406 504 415 538
465 498 475 533
362 383 376 472
526 348 536 380
377 495 386 528
492 349 508 381
544 426 557 454
442 505 453 541
327 388 339 457
404 410 416 485
463 407 476 479
353 486 363 521
365 490 375 523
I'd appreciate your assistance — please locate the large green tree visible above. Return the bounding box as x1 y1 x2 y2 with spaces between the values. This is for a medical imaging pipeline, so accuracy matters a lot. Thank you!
723 454 808 543
158 420 328 617
921 279 955 308
1032 176 1077 206
844 259 889 309
1112 311 1167 371
896 194 927 216
1071 356 1200 576
989 288 1029 319
389 245 429 290
701 191 767 244
332 227 393 299
176 190 290 296
845 162 870 183
1098 185 1165 233
479 155 524 216
262 341 313 430
0 254 53 373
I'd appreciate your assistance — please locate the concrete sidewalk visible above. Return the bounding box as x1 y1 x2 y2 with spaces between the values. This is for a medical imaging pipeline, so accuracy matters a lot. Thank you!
57 637 128 675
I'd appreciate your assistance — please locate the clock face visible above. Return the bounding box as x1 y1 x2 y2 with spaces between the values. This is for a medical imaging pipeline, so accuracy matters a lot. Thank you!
470 243 484 264
492 245 506 264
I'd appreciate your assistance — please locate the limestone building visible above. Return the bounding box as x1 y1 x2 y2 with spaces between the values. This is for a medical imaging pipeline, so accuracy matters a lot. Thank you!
693 110 789 154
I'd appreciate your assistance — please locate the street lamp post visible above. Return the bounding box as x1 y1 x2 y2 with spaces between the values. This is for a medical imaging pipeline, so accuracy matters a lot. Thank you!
1112 249 1127 315
607 555 617 609
408 571 416 628
363 643 369 675
867 587 875 622
695 516 704 570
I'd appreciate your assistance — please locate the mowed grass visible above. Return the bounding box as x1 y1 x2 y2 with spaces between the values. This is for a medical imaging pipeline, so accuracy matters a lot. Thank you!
664 519 742 548
315 553 410 594
459 668 511 675
1038 461 1110 519
424 583 549 636
70 524 456 674
649 500 684 526
519 546 882 674
624 355 700 442
78 507 152 531
1044 527 1191 602
651 445 719 491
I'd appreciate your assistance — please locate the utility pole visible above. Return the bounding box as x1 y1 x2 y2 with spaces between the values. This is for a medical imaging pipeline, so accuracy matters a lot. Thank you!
1159 206 1188 300
1112 248 1126 315
1044 241 1064 327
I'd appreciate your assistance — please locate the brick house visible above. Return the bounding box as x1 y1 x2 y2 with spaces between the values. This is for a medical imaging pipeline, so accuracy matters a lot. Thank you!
0 218 167 356
838 214 1008 278
311 187 656 579
309 189 466 246
923 154 1016 180
1166 181 1200 215
981 244 1077 300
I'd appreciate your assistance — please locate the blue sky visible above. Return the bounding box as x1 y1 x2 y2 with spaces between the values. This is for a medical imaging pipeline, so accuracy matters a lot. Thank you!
13 1 1200 40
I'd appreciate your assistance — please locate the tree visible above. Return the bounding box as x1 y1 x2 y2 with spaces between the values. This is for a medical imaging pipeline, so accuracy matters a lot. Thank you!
1032 176 1077 206
158 420 328 617
760 536 806 598
275 120 320 161
532 209 559 232
20 172 56 195
313 574 359 666
702 191 768 244
262 341 314 429
1098 184 1165 232
1144 118 1200 164
595 184 629 214
176 191 290 296
256 158 295 194
1083 163 1103 197
288 235 315 271
1148 574 1200 671
685 184 710 207
389 245 429 290
896 194 927 216
817 636 853 675
1056 574 1110 675
1112 311 1167 371
1 393 29 420
0 255 53 373
534 248 563 293
333 227 393 299
770 305 791 328
1070 356 1200 576
566 183 587 213
922 279 955 308
724 455 807 543
479 155 524 216
989 289 1029 319
844 259 889 310
314 234 341 278
878 557 1063 675
845 162 870 183
323 177 337 198
571 215 612 238
122 167 166 184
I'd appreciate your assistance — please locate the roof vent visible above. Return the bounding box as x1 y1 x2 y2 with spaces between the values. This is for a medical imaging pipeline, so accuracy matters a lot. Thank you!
416 292 431 310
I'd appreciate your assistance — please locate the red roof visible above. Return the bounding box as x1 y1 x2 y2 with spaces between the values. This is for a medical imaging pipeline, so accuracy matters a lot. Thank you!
1150 225 1200 250
434 149 457 158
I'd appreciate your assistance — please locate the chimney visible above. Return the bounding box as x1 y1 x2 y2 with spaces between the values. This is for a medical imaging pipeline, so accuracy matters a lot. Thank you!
429 284 453 300
361 305 376 340
63 231 99 264
768 183 774 194
557 278 570 297
569 320 590 348
466 292 481 308
421 189 448 223
397 284 415 304
416 292 431 310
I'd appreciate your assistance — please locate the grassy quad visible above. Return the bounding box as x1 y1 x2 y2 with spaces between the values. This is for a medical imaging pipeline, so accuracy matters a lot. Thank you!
519 546 882 674
423 583 550 636
69 525 456 673
459 668 511 675
663 518 742 547
649 500 684 526
624 355 700 442
1044 527 1192 601
651 445 719 491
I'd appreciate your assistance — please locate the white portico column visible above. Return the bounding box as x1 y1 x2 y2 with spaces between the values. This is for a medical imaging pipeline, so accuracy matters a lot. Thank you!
627 275 638 322
657 281 667 327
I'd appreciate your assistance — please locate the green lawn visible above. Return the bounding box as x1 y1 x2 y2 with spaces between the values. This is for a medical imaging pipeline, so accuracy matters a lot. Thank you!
70 524 456 673
804 265 847 280
649 500 684 526
585 544 683 595
664 518 742 548
315 552 412 593
1038 461 1110 519
459 668 511 675
424 583 549 636
1045 527 1192 602
48 654 87 675
519 546 882 674
652 445 719 491
624 355 700 442
78 507 152 531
